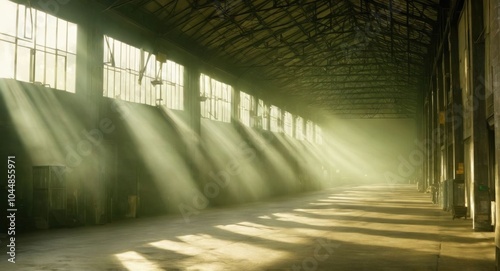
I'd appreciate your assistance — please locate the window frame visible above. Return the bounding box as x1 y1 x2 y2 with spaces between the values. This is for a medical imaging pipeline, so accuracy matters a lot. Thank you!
103 35 184 109
200 73 232 123
239 91 252 127
295 116 304 140
0 1 77 92
269 105 282 133
284 111 293 137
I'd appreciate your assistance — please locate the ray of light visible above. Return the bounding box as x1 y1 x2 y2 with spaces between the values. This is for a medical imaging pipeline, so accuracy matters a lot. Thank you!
115 251 163 271
114 101 203 209
149 239 205 256
0 80 88 164
216 221 308 244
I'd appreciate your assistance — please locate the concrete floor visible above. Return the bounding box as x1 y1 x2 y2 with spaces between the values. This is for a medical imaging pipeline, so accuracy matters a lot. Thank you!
0 184 495 271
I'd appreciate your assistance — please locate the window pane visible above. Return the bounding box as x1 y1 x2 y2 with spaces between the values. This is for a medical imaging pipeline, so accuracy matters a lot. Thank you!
284 112 293 136
240 91 251 126
0 41 15 78
67 23 77 54
56 55 66 89
107 70 115 98
296 117 304 140
270 106 280 132
34 50 45 83
0 1 75 91
16 5 25 38
160 87 166 105
147 79 153 105
315 125 322 144
0 1 17 36
16 46 31 82
45 14 57 49
113 40 121 68
45 52 56 87
57 19 67 51
66 54 75 92
129 46 136 70
35 11 46 46
178 86 183 109
114 71 121 100
129 74 136 100
24 6 33 39
154 85 160 105
120 42 127 68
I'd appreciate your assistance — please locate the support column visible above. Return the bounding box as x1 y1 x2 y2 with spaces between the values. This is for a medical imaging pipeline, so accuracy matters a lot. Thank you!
184 65 201 182
449 22 464 181
415 80 425 186
75 12 106 225
469 0 490 231
490 0 500 265
423 96 430 191
432 82 439 188
444 44 453 181
437 57 445 184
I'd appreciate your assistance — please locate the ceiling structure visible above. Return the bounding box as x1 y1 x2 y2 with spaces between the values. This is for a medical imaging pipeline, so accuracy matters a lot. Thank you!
98 0 440 119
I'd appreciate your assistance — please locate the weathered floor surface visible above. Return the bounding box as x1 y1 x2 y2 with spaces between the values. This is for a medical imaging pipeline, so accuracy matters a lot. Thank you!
0 184 494 270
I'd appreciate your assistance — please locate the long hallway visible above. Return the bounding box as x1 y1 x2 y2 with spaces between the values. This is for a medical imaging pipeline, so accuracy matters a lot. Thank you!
1 184 494 271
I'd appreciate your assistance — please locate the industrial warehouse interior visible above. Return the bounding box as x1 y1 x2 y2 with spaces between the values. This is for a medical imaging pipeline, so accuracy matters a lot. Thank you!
0 0 500 270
